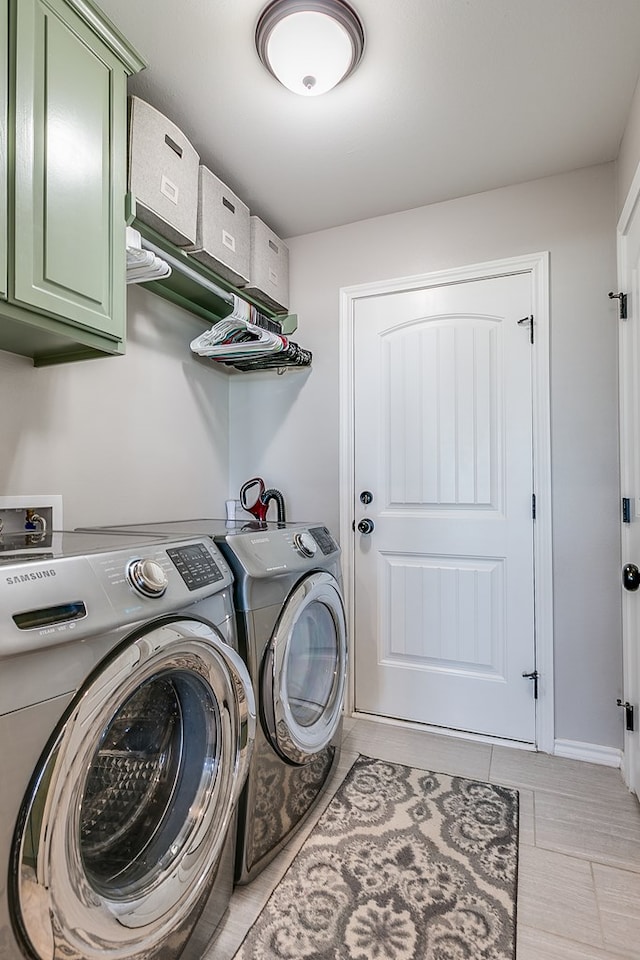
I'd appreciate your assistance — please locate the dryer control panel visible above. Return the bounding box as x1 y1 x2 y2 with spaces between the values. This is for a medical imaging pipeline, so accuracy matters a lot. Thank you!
223 523 341 582
308 526 338 555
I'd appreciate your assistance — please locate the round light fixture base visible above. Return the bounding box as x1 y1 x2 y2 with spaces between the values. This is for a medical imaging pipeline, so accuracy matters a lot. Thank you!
256 0 365 97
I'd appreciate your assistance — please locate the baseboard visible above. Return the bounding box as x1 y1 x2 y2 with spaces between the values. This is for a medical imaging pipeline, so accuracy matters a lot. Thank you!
554 738 622 768
350 711 535 750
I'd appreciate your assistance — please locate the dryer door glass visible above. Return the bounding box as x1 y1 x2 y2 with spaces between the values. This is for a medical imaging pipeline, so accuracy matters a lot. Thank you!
13 617 255 960
264 571 347 764
287 601 339 727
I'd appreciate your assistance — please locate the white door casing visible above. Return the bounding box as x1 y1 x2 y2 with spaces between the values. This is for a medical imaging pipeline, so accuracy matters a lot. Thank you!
617 172 640 798
340 253 554 751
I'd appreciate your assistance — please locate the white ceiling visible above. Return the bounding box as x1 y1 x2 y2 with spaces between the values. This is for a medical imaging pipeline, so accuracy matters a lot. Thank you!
95 0 640 239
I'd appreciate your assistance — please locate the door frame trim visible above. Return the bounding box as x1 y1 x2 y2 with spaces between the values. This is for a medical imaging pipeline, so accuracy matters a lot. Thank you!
616 166 640 792
339 252 553 752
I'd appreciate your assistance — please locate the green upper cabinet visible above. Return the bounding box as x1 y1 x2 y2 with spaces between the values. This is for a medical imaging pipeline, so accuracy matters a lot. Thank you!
0 0 7 302
2 0 144 365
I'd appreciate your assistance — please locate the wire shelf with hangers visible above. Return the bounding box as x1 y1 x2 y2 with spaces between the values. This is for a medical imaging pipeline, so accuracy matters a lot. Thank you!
126 215 310 374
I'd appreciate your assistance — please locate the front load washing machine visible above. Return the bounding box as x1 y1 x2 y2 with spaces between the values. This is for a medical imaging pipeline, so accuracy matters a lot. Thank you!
0 530 255 960
83 519 348 885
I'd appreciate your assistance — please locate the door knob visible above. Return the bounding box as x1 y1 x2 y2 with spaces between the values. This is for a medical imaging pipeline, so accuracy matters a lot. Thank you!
359 491 373 505
623 563 640 591
357 518 375 535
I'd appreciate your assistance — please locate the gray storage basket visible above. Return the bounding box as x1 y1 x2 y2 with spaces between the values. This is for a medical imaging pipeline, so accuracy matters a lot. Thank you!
244 216 289 312
187 166 250 285
128 96 199 246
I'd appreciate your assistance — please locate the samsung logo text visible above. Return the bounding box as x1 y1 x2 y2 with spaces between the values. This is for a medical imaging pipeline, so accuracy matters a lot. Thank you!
6 569 57 585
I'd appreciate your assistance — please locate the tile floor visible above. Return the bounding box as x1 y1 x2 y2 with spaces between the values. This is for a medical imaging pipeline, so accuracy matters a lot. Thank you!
207 716 640 959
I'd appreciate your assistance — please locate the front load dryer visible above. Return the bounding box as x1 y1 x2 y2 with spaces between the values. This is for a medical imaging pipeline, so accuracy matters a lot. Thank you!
81 519 348 885
219 520 347 884
0 530 255 960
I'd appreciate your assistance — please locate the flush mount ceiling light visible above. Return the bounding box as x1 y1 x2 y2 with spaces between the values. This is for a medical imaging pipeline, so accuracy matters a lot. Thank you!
256 0 365 97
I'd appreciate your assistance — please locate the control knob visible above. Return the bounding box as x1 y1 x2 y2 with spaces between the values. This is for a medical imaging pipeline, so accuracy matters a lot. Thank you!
293 531 317 558
127 558 169 598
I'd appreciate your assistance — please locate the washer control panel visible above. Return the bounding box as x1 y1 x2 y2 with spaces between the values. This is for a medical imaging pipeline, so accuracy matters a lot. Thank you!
0 536 233 658
167 542 224 591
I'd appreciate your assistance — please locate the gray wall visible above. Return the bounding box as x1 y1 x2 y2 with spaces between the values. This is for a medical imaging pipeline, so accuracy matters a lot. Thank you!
0 284 231 529
617 72 640 217
229 162 622 749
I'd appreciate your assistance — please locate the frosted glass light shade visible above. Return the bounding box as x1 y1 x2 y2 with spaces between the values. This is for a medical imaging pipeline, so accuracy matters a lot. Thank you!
256 0 365 97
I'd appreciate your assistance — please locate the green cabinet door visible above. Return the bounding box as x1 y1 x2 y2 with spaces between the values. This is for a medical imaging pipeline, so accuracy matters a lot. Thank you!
0 0 7 301
12 0 131 341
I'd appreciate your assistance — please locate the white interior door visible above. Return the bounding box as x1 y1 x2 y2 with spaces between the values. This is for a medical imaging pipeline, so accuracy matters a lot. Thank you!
618 192 640 799
353 272 537 742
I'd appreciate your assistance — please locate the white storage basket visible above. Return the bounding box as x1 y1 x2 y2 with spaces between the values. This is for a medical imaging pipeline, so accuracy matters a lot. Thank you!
187 167 250 285
244 216 289 312
128 96 199 246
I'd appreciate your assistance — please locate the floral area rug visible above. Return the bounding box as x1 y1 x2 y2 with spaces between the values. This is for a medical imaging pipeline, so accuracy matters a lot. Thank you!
232 755 519 960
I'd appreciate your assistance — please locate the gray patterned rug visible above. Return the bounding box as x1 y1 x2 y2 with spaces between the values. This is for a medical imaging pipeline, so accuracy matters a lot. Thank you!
232 755 519 960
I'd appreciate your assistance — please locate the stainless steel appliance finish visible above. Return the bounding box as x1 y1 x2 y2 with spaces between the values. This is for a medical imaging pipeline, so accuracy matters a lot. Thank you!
0 530 255 960
86 519 348 885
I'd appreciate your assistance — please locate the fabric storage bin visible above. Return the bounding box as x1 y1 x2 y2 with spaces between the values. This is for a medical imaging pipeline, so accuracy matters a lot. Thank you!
128 96 199 246
187 167 250 285
244 216 289 312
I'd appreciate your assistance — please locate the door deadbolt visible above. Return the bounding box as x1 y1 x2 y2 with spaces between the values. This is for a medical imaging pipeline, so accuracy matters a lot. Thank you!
359 491 373 505
623 563 640 592
357 518 375 535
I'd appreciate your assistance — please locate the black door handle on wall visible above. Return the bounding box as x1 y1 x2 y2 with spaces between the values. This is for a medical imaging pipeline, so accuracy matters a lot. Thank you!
357 519 375 535
623 563 640 591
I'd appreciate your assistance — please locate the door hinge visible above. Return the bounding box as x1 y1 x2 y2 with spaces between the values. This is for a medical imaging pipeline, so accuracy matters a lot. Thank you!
523 670 539 699
518 314 534 344
623 497 632 524
609 291 628 320
532 494 536 520
617 699 635 731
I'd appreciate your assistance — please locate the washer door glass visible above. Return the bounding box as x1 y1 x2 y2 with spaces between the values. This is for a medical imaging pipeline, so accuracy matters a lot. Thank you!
263 571 347 764
13 618 255 960
80 669 218 898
